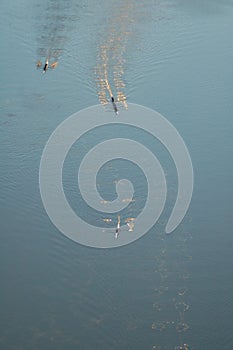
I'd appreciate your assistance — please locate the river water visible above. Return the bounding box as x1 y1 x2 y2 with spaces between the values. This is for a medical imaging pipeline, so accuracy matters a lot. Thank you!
1 0 233 349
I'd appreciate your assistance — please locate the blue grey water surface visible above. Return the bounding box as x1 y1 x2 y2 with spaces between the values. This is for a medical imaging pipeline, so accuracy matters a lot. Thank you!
1 0 233 349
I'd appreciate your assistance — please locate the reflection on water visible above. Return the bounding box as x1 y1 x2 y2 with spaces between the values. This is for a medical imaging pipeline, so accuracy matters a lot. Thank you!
151 226 192 350
95 0 136 111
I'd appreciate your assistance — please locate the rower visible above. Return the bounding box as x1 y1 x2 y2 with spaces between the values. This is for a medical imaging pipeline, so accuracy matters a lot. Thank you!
115 215 121 238
111 96 118 115
43 59 49 72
